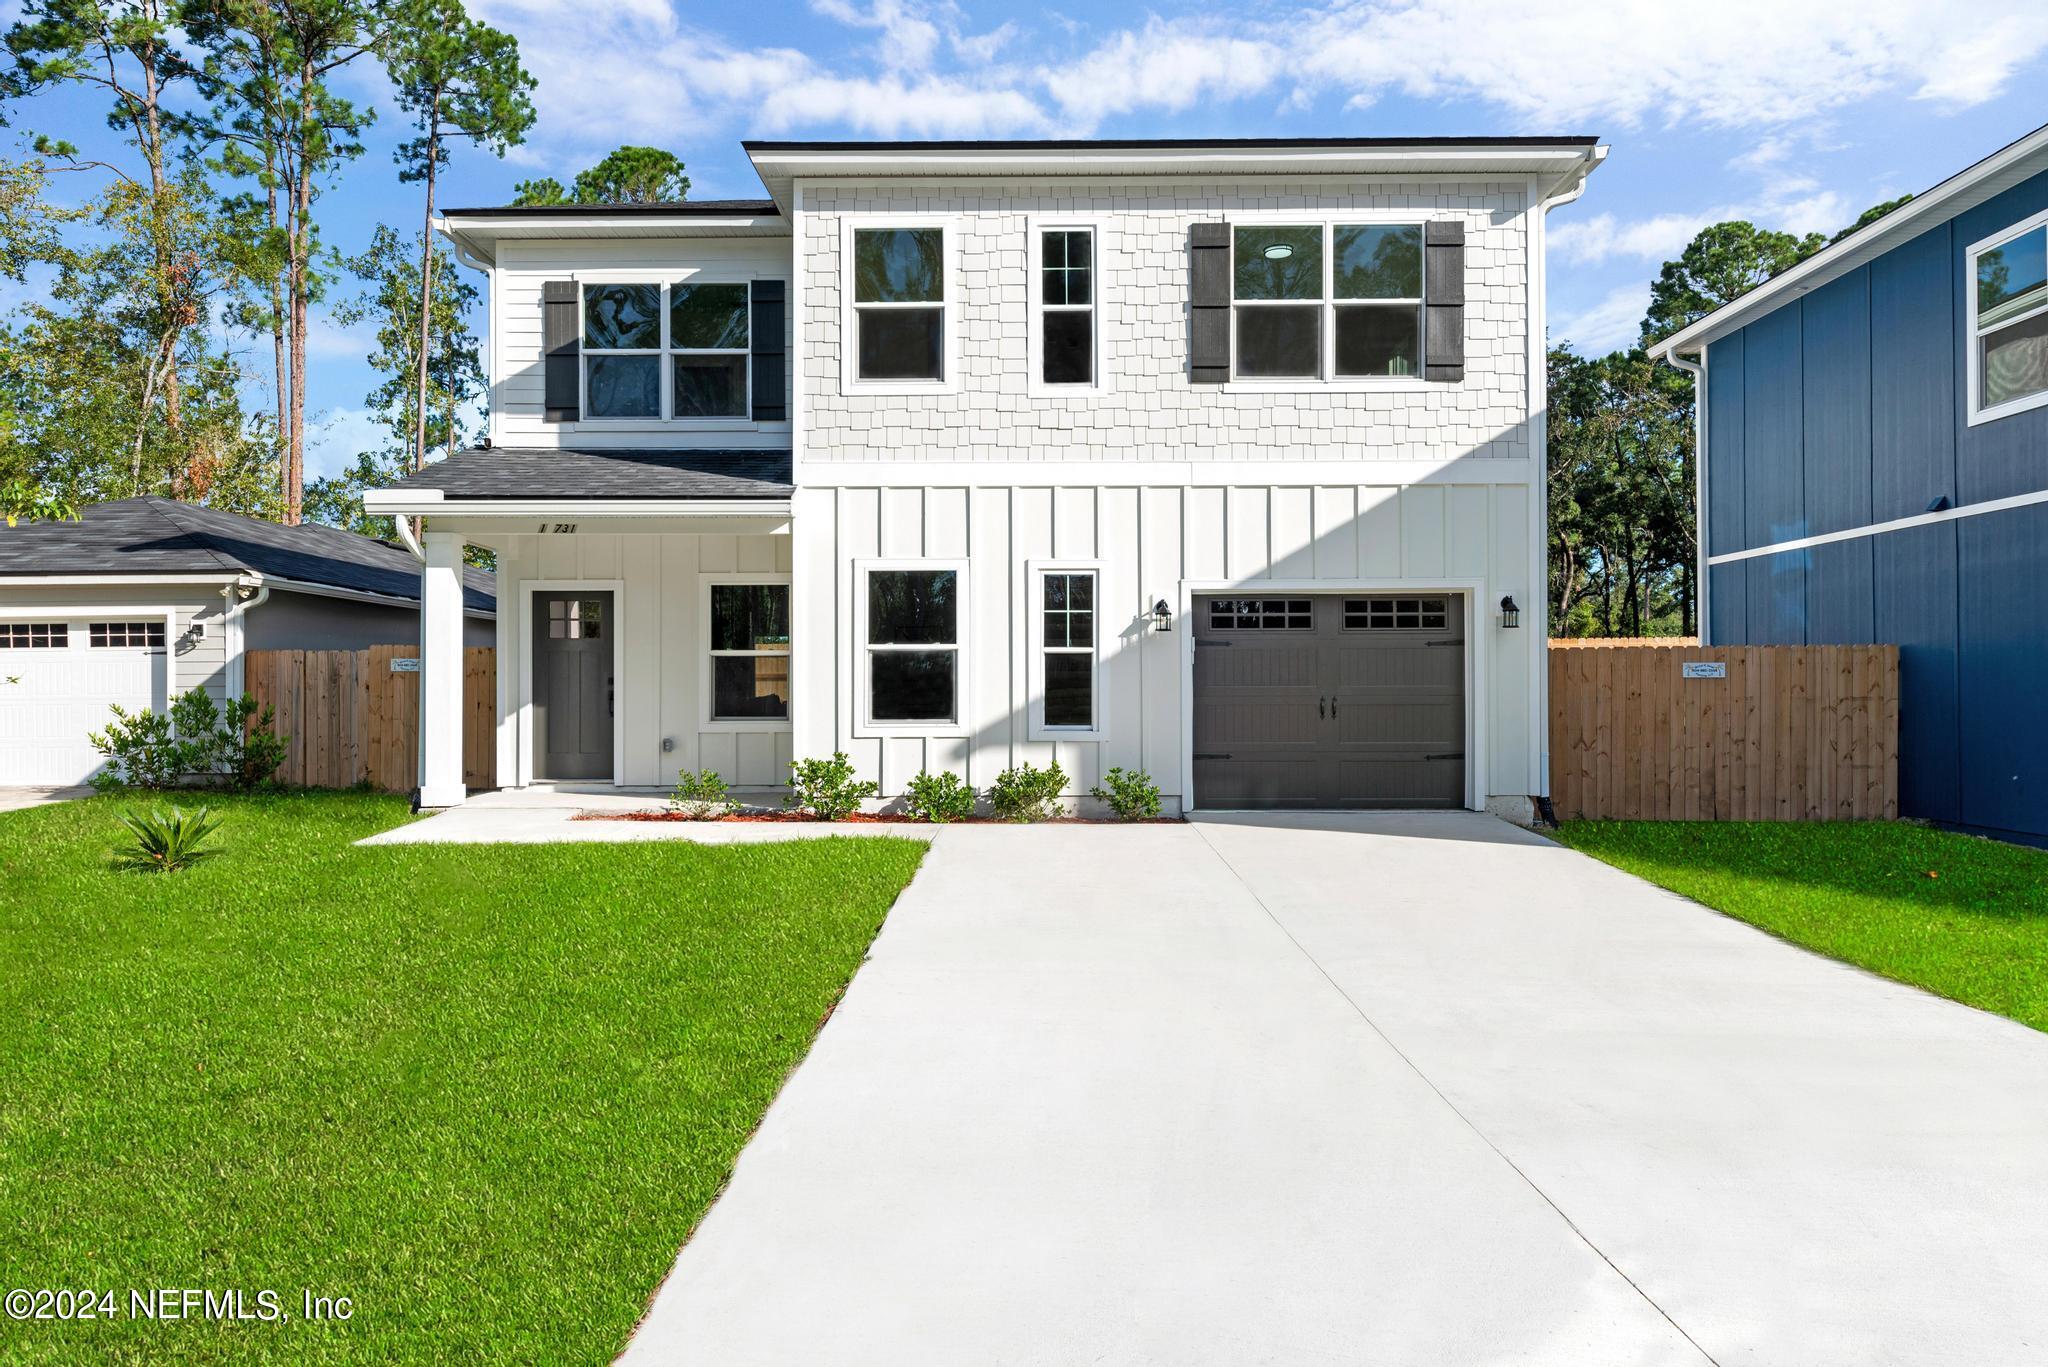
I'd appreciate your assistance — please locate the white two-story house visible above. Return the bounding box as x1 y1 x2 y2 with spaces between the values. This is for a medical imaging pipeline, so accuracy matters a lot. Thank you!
367 136 1606 815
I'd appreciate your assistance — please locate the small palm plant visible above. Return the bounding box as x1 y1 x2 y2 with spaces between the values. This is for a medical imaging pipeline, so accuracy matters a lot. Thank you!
113 806 225 874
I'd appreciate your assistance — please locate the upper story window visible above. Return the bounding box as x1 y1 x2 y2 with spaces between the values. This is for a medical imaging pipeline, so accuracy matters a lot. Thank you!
1231 223 1423 382
1970 209 2048 424
1039 227 1096 387
852 227 945 383
582 280 750 421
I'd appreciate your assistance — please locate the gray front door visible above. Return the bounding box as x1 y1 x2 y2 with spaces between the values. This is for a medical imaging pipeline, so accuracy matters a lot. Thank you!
533 591 614 781
1193 594 1464 809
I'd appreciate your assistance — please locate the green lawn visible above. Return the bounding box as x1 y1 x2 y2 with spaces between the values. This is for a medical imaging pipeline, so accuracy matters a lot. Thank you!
0 792 927 1363
1554 820 2048 1032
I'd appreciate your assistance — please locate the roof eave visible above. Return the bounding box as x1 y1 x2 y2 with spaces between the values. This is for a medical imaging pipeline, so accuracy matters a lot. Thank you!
1654 117 2048 360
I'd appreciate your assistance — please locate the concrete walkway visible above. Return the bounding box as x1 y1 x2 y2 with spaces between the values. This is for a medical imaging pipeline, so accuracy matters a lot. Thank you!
0 784 92 812
621 813 2048 1365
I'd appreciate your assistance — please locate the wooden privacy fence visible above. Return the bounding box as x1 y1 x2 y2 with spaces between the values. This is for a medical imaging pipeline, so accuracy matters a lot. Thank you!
245 645 496 792
1549 642 1899 822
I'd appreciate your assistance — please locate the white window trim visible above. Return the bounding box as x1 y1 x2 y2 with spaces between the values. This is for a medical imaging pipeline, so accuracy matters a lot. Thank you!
839 216 960 396
1223 210 1435 395
699 573 793 734
852 557 970 737
571 269 780 432
1024 558 1107 742
1965 204 2048 428
1025 215 1110 398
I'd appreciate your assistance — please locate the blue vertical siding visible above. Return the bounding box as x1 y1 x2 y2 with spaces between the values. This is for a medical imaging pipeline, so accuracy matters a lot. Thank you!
1705 334 1746 558
1873 523 1960 824
1957 504 2048 839
1697 163 2048 841
1801 269 1872 536
1869 223 1956 522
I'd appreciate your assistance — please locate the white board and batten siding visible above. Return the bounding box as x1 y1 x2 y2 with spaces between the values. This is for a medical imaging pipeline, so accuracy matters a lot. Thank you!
792 479 1537 806
491 530 793 788
490 238 793 451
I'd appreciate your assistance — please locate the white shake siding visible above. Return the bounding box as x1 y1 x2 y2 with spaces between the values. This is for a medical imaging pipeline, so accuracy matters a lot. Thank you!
490 531 793 788
491 237 794 451
792 479 1533 806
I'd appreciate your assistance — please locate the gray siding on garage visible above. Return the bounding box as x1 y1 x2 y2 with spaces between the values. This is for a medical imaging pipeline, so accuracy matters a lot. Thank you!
244 590 493 651
0 583 230 700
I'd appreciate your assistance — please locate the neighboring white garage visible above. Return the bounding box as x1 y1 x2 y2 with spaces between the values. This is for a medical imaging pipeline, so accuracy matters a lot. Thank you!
0 617 168 784
0 498 495 786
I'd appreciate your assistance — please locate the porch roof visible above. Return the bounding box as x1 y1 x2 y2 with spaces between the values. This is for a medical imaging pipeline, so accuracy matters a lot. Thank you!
376 447 793 502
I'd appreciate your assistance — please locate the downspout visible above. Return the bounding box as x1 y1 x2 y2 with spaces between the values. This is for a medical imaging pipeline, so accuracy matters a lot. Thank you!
221 578 271 699
1663 348 1708 642
1528 150 1605 812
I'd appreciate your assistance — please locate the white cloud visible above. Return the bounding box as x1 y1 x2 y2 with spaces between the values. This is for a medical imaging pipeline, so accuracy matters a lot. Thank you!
1550 282 1651 355
304 407 387 482
470 0 2048 153
1549 177 1859 267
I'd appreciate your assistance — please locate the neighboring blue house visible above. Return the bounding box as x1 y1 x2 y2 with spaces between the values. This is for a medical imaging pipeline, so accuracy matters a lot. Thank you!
1653 120 2048 846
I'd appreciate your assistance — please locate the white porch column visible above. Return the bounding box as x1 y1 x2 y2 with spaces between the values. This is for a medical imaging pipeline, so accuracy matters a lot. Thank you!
419 529 468 808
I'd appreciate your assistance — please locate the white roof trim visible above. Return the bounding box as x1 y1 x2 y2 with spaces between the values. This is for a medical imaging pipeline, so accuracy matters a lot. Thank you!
363 491 793 519
1653 119 2048 358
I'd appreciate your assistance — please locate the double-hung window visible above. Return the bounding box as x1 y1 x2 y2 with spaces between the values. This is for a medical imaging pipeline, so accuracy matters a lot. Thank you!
581 280 755 420
707 583 790 722
1033 566 1100 735
1231 222 1423 381
1038 226 1097 387
852 227 946 382
1970 209 2048 423
862 566 962 726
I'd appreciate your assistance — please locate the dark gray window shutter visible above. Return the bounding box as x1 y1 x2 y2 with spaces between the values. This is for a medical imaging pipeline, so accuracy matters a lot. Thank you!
543 280 580 422
1188 222 1231 384
750 279 787 422
1424 220 1466 382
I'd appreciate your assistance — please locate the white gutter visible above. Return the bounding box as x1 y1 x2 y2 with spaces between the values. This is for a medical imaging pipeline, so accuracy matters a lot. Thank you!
221 578 269 699
1663 350 1709 643
391 510 425 561
363 492 793 519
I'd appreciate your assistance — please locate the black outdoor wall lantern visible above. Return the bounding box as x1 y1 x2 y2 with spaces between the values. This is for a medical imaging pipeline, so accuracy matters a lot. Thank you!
1500 595 1521 629
1151 599 1173 633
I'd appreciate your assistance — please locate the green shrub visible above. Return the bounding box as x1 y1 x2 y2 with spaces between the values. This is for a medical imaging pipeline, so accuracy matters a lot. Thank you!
112 805 225 874
904 770 976 822
785 752 879 821
670 768 737 820
89 688 289 791
987 760 1068 822
1090 767 1163 821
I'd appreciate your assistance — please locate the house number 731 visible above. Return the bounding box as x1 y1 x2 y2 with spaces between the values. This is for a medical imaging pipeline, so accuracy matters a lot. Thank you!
538 523 577 533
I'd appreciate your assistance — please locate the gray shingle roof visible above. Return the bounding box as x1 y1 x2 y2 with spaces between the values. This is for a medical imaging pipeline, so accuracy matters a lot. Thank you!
380 447 794 500
0 498 494 614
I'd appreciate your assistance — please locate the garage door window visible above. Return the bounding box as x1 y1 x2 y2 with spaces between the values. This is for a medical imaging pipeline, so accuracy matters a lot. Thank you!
864 567 961 725
3 623 68 647
90 621 166 648
1344 597 1448 630
1208 598 1312 630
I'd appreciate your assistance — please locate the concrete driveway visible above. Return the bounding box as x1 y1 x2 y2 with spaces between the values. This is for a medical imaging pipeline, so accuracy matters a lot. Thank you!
624 813 2048 1367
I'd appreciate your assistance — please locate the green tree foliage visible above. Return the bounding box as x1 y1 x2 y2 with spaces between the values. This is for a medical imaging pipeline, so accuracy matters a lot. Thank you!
1638 221 1826 347
1553 196 1915 639
513 145 689 206
381 0 532 469
1830 194 1913 245
188 0 383 524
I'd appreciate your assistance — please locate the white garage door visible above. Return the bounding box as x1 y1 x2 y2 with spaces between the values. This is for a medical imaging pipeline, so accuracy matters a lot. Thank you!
0 620 166 785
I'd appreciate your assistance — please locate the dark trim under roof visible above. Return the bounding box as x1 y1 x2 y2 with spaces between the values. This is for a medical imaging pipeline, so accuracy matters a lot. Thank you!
380 447 794 501
744 136 1601 152
442 198 778 218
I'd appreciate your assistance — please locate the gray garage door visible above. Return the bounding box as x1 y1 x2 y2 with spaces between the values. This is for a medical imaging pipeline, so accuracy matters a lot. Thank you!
1193 594 1464 809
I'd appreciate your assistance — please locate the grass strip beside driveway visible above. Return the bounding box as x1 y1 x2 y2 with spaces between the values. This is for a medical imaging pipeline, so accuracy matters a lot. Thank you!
1554 820 2048 1033
0 792 927 1363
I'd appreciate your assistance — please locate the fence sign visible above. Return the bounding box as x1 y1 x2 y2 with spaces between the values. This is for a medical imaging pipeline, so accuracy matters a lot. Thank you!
1681 661 1727 679
389 657 422 673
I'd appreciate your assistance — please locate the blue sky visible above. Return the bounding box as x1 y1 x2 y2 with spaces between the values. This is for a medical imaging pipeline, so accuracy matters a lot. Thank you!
8 0 2048 480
